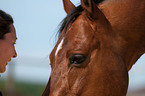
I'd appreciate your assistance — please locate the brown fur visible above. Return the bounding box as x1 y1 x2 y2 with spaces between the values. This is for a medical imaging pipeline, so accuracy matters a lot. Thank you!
43 0 145 96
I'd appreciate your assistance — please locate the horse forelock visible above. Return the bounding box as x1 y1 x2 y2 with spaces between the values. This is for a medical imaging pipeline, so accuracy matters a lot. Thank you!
58 0 105 38
58 5 83 37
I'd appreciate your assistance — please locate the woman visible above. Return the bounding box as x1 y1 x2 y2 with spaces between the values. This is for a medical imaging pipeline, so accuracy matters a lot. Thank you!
0 10 17 73
0 10 17 95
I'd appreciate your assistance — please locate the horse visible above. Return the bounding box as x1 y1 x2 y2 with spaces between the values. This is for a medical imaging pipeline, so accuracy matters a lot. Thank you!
43 0 145 96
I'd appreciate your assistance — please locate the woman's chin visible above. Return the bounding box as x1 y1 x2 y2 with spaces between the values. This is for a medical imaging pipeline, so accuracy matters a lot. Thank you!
0 67 6 73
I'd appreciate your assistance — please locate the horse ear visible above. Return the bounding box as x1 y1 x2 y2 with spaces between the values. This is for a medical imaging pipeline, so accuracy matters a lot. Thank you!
81 0 100 19
63 0 76 14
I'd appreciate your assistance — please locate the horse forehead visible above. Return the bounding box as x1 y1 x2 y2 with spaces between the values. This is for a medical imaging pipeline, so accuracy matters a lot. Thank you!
74 15 90 28
63 19 96 53
67 15 94 39
54 15 96 56
55 38 64 56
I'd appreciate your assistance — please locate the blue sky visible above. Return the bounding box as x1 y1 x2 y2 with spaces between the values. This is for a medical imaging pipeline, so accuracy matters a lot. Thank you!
0 0 145 90
0 0 66 58
0 0 80 58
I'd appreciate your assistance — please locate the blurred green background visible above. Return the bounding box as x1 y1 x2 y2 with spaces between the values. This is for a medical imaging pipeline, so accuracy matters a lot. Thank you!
0 80 45 96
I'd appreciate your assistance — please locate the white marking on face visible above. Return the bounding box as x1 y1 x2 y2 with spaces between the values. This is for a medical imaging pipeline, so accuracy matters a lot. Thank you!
55 38 64 56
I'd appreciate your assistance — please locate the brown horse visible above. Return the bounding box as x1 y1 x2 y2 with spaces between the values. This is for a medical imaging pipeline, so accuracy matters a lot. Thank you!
43 0 145 96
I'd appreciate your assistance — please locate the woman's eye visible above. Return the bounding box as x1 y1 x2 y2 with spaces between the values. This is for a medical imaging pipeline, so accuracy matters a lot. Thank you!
69 54 86 66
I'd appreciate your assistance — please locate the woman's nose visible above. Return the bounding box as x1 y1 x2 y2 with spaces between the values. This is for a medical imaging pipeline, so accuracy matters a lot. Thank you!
13 51 17 58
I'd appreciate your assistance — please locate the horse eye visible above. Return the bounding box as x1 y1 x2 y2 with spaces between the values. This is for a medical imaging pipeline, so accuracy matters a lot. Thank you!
69 54 86 66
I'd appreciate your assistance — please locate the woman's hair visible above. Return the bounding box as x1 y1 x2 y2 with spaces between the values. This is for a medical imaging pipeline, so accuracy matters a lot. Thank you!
0 10 14 39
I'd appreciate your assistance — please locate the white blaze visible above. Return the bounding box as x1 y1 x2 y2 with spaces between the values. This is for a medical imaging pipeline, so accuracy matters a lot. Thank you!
55 38 64 56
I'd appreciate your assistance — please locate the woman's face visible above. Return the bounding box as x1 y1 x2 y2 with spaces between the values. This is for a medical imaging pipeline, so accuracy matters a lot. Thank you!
0 24 17 73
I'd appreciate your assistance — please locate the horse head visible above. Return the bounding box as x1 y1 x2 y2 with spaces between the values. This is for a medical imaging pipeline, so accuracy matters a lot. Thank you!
42 0 129 96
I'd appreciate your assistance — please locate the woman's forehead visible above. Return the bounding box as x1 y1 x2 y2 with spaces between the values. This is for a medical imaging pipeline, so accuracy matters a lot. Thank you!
4 24 17 41
10 24 17 38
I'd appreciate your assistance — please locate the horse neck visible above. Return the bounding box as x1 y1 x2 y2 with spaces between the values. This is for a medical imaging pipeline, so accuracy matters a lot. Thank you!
99 0 145 70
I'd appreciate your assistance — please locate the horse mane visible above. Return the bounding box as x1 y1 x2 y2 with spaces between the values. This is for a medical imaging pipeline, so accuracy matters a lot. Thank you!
58 0 105 37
